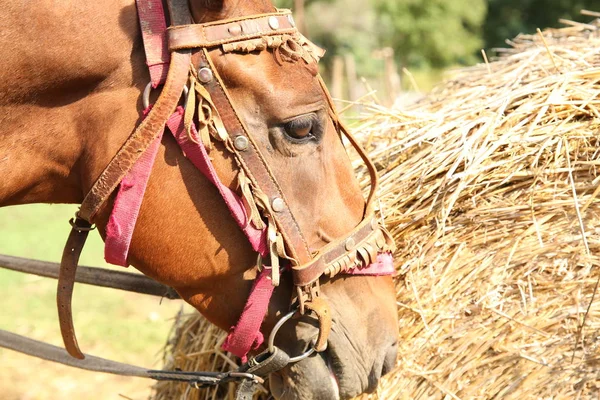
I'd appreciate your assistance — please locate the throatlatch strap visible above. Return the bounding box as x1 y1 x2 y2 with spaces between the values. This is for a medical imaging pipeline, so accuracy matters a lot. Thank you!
57 218 92 359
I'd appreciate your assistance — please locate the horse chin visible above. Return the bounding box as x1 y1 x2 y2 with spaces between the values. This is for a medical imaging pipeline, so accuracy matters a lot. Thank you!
269 352 341 400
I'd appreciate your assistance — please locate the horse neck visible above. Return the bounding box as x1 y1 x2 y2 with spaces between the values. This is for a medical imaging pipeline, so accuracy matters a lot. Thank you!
0 0 278 209
0 1 147 207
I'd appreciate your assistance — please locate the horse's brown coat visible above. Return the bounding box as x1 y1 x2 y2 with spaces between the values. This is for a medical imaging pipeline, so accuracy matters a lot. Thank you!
0 1 399 398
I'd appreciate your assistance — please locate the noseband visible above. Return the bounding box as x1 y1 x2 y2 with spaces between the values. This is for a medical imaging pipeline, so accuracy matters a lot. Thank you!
58 0 395 371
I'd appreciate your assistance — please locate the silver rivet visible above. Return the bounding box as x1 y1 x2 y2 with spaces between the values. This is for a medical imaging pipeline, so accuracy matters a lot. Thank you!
228 24 242 36
287 15 296 27
371 218 378 230
233 136 249 151
345 238 356 251
268 16 280 30
197 67 213 84
272 197 285 212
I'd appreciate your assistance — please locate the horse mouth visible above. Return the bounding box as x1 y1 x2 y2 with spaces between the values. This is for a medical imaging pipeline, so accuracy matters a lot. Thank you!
268 351 341 400
326 352 341 400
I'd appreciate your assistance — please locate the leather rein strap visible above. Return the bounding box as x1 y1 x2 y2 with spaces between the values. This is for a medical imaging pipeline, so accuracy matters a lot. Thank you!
77 0 191 222
57 217 93 359
58 0 192 359
0 327 297 397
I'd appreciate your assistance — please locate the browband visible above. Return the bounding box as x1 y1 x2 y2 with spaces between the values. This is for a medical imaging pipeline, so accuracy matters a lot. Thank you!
169 10 297 50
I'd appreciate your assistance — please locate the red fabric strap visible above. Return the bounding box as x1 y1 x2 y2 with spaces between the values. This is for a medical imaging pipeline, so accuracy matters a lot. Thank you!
105 128 163 267
347 252 395 276
222 268 274 361
136 0 170 87
166 107 269 257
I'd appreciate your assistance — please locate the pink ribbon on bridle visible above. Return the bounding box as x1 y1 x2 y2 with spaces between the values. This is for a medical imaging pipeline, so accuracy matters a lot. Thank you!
104 0 395 361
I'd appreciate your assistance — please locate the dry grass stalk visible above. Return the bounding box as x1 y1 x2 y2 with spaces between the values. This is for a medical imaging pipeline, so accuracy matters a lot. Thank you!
153 312 269 400
153 17 600 400
356 16 600 400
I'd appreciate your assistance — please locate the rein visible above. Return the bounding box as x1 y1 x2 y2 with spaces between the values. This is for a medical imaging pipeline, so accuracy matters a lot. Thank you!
53 0 395 391
0 254 281 398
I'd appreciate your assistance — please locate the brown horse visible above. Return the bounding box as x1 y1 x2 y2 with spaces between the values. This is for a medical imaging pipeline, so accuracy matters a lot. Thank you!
0 0 398 398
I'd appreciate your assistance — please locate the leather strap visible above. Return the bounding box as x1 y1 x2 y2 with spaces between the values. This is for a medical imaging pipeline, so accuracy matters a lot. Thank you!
2 254 179 299
0 328 264 387
235 347 290 400
169 11 296 50
78 0 193 222
57 217 92 359
58 0 195 359
285 76 389 286
78 51 189 222
196 49 312 264
304 297 331 352
292 216 386 286
317 75 380 214
165 0 192 26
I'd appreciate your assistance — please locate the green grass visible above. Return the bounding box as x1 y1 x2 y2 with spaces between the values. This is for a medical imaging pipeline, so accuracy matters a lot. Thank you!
0 204 106 263
0 204 184 399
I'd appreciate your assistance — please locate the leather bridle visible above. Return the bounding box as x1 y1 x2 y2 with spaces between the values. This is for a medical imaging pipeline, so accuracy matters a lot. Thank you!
57 0 395 374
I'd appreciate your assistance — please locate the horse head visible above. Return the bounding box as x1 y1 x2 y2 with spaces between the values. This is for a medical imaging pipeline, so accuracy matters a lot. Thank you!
0 0 398 398
146 1 398 398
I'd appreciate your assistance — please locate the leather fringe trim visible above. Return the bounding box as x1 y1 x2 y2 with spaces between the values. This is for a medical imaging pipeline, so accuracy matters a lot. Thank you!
186 72 230 150
324 226 396 278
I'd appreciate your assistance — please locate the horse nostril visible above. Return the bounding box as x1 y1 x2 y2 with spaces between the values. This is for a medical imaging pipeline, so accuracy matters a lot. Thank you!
381 342 398 377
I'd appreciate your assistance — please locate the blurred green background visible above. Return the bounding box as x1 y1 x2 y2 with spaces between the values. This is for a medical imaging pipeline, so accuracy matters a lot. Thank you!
275 0 598 103
0 205 184 400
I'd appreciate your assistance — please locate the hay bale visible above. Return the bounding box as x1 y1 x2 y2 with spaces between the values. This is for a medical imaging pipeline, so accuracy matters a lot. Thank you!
153 16 600 400
152 311 269 400
361 16 600 400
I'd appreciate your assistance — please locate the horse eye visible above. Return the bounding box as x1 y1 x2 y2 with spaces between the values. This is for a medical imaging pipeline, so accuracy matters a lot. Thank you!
289 124 312 139
284 114 316 141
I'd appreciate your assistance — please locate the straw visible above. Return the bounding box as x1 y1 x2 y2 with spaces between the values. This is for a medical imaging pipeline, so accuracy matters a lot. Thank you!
153 16 600 400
